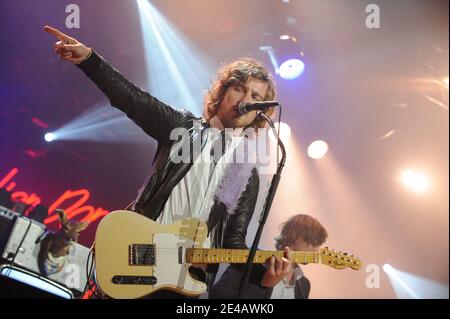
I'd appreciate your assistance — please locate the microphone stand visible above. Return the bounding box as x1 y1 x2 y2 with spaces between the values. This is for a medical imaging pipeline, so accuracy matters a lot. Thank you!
238 111 287 298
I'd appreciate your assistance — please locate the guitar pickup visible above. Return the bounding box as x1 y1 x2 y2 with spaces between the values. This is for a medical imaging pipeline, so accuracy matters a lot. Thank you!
112 275 157 285
129 244 155 265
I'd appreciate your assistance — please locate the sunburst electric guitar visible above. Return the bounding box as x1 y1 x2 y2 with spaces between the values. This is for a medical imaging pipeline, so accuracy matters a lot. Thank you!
94 210 362 299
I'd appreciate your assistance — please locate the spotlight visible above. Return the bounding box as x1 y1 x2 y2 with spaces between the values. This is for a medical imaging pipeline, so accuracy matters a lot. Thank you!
443 76 449 89
269 122 292 142
279 59 305 80
400 170 430 193
260 32 306 80
44 132 56 142
383 264 393 272
307 140 329 159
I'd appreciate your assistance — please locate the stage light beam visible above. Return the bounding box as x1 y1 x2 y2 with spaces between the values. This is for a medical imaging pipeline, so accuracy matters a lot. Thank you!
383 264 448 299
46 103 152 144
44 0 215 144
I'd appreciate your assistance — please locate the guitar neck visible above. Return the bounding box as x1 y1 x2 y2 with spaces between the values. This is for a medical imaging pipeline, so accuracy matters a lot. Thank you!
187 248 322 265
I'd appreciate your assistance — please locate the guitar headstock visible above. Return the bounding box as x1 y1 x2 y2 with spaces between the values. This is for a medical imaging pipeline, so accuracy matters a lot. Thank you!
320 247 362 270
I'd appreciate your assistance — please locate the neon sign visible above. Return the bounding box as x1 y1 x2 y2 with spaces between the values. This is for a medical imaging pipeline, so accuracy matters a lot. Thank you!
0 167 109 225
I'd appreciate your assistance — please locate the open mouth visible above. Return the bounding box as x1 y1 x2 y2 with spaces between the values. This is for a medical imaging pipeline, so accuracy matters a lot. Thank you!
233 105 241 117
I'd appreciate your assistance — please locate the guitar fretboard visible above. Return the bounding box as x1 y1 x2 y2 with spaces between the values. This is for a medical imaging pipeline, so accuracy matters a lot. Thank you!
186 248 322 264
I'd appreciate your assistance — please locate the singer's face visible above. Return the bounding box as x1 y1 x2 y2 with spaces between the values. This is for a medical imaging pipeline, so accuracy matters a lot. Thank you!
217 78 268 128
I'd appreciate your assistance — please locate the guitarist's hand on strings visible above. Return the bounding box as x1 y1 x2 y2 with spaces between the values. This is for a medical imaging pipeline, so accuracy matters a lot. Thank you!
261 246 293 288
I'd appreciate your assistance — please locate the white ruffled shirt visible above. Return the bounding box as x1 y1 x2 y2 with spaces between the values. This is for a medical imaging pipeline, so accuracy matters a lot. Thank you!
157 118 247 249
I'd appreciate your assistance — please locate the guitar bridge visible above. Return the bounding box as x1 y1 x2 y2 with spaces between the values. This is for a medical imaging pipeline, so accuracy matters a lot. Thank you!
129 244 155 265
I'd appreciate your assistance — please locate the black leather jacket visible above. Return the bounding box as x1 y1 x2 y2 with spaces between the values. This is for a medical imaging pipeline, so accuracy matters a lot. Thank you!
77 51 267 290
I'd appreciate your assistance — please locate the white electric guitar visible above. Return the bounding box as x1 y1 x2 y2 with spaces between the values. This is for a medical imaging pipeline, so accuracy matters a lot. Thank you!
94 210 362 299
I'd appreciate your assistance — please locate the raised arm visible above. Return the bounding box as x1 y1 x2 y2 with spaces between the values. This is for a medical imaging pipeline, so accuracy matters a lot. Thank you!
44 26 187 142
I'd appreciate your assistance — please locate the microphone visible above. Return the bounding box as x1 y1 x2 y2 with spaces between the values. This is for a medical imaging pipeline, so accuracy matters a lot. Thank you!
237 101 279 115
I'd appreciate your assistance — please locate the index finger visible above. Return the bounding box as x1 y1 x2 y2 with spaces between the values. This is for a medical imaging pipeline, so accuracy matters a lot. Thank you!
44 25 71 41
267 257 275 275
284 246 292 261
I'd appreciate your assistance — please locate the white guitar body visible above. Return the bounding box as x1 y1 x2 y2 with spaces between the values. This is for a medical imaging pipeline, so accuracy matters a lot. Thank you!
94 210 361 299
94 210 208 299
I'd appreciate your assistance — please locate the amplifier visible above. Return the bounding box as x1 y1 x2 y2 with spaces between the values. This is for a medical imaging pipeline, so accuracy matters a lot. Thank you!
1 216 90 294
0 264 74 299
0 205 19 242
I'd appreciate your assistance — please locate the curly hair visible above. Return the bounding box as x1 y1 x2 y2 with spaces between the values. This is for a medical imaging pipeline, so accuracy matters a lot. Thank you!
275 214 328 250
203 58 276 129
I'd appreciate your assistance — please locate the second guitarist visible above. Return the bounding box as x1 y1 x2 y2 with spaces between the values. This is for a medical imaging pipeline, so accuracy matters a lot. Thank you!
210 214 329 299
